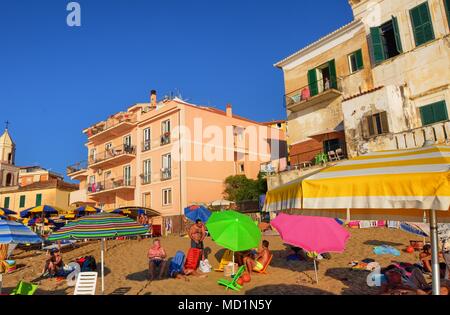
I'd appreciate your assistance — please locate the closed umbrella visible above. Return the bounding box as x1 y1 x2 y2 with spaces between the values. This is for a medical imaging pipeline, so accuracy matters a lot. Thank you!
271 213 350 283
48 213 147 294
184 205 211 223
206 211 261 274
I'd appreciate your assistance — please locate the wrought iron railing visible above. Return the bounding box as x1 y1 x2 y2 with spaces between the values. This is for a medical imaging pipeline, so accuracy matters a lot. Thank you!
88 144 136 165
87 113 137 138
161 168 172 181
87 177 135 194
66 161 88 175
285 77 343 108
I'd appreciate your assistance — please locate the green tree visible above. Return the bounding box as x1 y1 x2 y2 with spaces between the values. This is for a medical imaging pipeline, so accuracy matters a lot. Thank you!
224 173 267 203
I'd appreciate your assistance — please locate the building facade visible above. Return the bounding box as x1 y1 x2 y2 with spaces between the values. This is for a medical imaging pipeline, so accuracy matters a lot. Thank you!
275 0 450 163
67 92 286 224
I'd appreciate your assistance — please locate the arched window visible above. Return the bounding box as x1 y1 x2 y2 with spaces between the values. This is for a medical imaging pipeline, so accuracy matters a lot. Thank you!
5 173 13 186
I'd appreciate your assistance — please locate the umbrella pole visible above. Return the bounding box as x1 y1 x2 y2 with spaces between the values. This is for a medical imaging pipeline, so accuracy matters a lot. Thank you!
0 273 3 295
232 252 235 276
313 259 319 284
101 238 105 295
429 210 440 295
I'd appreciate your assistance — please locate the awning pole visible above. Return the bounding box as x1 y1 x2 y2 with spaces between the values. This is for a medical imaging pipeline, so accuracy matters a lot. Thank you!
429 210 440 295
313 259 319 284
101 238 105 295
345 208 351 224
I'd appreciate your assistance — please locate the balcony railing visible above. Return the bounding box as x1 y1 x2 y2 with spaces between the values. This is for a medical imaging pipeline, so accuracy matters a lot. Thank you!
89 144 136 166
87 113 137 139
285 77 343 110
66 161 88 176
140 174 152 185
88 177 135 194
142 140 151 152
161 133 171 146
161 168 172 181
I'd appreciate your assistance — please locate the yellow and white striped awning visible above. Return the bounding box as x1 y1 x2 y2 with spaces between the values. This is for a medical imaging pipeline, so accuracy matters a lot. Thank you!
264 178 302 213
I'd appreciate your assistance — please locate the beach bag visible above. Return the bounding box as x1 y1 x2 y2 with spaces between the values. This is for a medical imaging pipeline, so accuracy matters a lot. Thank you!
199 259 212 273
81 256 97 272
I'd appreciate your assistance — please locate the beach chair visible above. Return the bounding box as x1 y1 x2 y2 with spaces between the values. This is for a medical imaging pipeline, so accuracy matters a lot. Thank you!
169 251 186 278
10 281 38 295
215 249 233 272
185 248 202 270
254 254 273 275
74 272 98 295
217 265 246 292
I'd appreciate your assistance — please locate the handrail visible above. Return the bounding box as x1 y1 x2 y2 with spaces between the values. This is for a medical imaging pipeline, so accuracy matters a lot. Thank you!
285 77 343 107
89 144 136 165
67 161 88 174
88 176 135 194
87 113 137 137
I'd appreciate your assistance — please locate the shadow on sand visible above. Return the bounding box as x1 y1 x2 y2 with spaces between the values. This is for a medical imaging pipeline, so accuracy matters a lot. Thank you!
245 284 335 295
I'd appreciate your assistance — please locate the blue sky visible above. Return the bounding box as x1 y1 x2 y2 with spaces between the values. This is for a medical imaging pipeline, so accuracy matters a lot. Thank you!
0 0 353 177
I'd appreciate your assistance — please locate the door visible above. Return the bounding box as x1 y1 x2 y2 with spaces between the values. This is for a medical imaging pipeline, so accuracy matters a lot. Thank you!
124 165 131 186
143 128 151 151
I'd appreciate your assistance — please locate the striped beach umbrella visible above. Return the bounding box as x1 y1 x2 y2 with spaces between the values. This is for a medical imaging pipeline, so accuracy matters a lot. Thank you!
20 205 64 218
0 208 16 217
0 219 43 244
48 213 147 294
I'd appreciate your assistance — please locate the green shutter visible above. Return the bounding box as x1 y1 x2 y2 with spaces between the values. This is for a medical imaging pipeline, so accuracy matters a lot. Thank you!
432 101 449 122
328 59 337 89
36 194 42 207
392 16 403 53
355 49 364 70
307 69 318 96
4 197 10 209
19 195 26 208
445 0 450 29
420 104 434 125
410 2 435 47
370 27 385 64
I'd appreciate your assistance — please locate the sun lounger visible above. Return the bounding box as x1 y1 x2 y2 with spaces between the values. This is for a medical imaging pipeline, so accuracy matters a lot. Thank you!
254 254 273 275
74 272 98 295
10 281 38 295
217 265 245 292
185 248 202 270
215 250 233 272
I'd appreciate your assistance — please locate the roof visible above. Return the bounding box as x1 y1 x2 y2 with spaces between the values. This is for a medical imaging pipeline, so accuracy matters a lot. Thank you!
260 120 286 126
16 179 79 192
342 86 384 102
0 129 14 146
274 19 363 69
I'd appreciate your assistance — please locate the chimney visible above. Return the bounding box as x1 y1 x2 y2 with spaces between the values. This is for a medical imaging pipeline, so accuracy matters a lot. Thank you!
226 104 233 118
150 90 157 108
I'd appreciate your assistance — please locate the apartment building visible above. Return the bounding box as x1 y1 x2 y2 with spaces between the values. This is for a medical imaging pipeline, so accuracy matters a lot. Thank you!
275 0 450 163
67 91 286 228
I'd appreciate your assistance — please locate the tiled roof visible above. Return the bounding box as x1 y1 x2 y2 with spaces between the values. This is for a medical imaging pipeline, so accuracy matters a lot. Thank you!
17 179 79 192
342 86 384 102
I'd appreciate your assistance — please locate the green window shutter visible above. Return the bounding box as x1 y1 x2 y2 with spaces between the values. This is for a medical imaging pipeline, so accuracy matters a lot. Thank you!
36 194 42 207
370 27 385 64
432 101 449 122
445 0 450 29
4 197 10 209
19 195 26 208
392 16 403 53
355 49 364 70
328 59 337 89
420 105 434 125
410 2 435 47
307 69 318 96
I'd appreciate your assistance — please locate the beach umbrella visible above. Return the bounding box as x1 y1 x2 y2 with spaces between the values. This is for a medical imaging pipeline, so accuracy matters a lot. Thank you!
271 213 350 283
48 212 147 294
206 211 261 274
0 208 16 217
74 206 101 216
184 205 211 223
20 205 63 218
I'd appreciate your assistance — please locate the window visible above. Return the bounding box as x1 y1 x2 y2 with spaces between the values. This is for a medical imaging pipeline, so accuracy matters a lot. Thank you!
105 143 112 151
161 120 171 145
36 194 42 207
161 154 172 180
410 2 435 47
123 165 132 186
348 49 364 73
364 112 390 137
445 0 450 29
238 163 245 174
90 148 97 163
4 197 10 209
370 17 403 64
19 195 26 208
143 128 151 151
7 153 12 164
5 173 13 186
420 101 448 126
162 188 172 206
143 159 151 184
143 193 152 208
307 59 337 97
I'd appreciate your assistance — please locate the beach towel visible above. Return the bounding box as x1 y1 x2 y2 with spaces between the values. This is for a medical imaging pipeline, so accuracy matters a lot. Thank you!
169 251 185 278
373 245 400 256
185 248 202 270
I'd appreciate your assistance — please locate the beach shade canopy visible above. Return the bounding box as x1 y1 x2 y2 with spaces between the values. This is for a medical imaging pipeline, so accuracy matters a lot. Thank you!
210 200 235 207
0 219 43 244
0 208 16 217
206 211 261 252
111 207 160 217
271 213 350 254
74 206 102 216
184 205 211 223
20 205 63 218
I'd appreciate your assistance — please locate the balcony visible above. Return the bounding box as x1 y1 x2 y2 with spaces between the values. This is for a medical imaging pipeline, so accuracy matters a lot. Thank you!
285 78 343 112
160 133 171 146
89 144 136 169
142 140 151 152
87 177 135 197
86 113 137 143
140 174 152 185
66 161 88 180
161 168 172 181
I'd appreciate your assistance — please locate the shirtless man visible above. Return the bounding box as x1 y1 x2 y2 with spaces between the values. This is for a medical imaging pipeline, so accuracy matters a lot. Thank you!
243 240 271 275
189 219 206 254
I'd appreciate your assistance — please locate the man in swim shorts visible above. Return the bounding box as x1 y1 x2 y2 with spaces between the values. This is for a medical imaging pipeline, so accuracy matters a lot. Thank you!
243 240 271 275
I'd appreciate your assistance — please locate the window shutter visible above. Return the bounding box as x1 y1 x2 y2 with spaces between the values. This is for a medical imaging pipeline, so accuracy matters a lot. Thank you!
19 195 26 208
445 0 450 29
392 16 403 53
328 59 337 89
380 112 390 133
307 69 319 96
4 197 10 209
370 27 385 64
420 104 434 125
355 49 364 70
36 194 42 207
410 3 435 46
432 101 449 122
368 116 375 136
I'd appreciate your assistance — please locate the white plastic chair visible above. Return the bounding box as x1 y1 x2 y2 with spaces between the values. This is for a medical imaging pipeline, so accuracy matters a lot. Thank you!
74 272 98 295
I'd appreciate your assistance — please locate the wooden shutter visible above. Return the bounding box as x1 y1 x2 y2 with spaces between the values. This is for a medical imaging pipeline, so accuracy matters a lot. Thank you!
328 59 337 89
380 112 389 133
432 101 449 122
4 197 10 209
19 195 26 208
370 27 385 64
307 69 319 96
420 104 435 125
36 194 42 207
392 16 403 53
410 3 435 46
355 49 364 70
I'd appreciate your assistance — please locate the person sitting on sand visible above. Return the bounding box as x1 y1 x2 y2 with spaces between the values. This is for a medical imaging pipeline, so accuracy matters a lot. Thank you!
419 244 446 276
243 240 271 275
42 249 64 277
148 239 167 281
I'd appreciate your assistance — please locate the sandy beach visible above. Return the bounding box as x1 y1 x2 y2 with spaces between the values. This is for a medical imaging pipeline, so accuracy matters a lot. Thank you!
1 227 427 295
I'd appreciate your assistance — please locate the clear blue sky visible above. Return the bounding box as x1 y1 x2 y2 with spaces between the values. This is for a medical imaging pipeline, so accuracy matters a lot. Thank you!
0 0 353 177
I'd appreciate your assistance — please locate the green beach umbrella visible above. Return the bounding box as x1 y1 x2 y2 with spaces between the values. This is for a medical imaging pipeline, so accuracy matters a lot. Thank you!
206 211 261 274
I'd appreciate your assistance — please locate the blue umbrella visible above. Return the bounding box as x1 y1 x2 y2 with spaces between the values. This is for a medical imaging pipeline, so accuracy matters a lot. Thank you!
74 206 102 216
0 219 43 244
0 208 16 216
184 205 211 223
20 205 61 218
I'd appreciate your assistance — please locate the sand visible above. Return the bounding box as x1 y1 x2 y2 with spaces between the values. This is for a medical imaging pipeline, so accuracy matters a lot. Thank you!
1 228 426 295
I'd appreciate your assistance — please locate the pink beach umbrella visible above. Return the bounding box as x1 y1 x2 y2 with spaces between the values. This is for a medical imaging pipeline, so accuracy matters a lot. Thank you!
271 213 350 283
